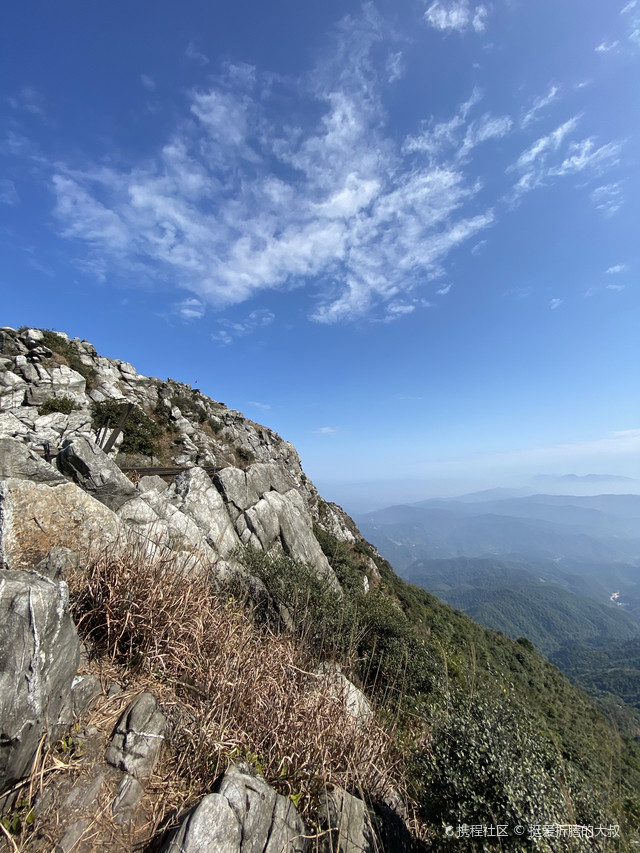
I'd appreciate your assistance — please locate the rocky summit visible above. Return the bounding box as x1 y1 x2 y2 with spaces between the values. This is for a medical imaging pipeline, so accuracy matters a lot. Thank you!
0 326 395 852
1 326 639 852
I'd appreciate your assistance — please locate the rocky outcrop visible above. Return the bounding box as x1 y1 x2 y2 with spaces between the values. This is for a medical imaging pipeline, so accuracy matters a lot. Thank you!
0 569 80 799
0 327 392 848
0 475 122 572
56 436 138 511
161 762 307 853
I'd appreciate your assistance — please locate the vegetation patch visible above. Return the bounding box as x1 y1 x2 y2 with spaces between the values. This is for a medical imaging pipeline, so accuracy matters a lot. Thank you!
63 541 415 845
38 396 78 416
40 330 98 390
91 400 161 457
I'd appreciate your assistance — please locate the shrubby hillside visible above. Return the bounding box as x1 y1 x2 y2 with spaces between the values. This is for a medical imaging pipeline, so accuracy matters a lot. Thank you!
1 326 639 851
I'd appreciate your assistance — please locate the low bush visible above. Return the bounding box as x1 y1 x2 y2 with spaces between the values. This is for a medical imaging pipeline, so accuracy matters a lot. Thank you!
38 396 77 416
91 400 161 457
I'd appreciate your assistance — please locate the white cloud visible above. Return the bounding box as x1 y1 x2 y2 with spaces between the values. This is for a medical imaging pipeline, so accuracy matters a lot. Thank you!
606 283 626 291
521 85 560 128
510 117 621 198
436 283 452 295
548 139 621 177
212 309 275 344
606 263 626 274
595 40 620 52
140 74 156 91
424 1 488 33
45 13 514 324
248 401 271 410
0 179 19 205
549 298 562 309
621 1 637 12
591 182 623 216
186 41 209 65
314 426 337 435
8 86 47 119
176 297 205 320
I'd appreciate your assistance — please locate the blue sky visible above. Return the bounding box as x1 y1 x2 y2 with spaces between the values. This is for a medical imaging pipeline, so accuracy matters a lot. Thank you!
1 0 639 510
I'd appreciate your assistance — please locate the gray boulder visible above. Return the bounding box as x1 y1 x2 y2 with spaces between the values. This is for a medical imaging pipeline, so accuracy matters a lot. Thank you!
57 436 137 510
317 787 376 853
161 763 307 853
161 793 242 852
0 436 66 484
0 478 122 572
217 762 307 852
0 570 80 797
316 664 372 728
105 692 166 779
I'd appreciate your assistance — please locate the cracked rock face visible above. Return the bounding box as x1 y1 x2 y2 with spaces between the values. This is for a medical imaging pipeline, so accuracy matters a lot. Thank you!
0 570 80 796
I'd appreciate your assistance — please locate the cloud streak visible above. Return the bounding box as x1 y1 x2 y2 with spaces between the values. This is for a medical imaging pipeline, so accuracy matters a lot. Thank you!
48 14 502 326
424 1 488 33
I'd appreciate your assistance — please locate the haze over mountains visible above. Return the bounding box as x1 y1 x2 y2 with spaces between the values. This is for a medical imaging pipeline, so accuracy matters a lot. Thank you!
357 487 640 728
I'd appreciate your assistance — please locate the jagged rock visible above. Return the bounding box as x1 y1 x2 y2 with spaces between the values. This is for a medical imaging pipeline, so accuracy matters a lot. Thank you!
0 436 66 484
70 674 102 717
318 787 376 853
161 793 242 852
137 474 169 494
316 664 373 726
35 546 80 581
24 364 86 407
0 570 80 798
0 478 122 571
53 819 91 853
112 773 144 823
57 436 138 510
161 763 307 853
218 762 307 852
105 693 166 779
168 467 241 559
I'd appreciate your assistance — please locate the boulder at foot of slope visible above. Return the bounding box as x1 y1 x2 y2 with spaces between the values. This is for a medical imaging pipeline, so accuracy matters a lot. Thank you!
161 761 308 853
0 570 80 802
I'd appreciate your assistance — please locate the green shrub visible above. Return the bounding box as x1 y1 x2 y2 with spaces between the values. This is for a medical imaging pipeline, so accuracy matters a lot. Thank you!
236 446 255 465
38 396 78 416
40 330 98 390
91 400 161 457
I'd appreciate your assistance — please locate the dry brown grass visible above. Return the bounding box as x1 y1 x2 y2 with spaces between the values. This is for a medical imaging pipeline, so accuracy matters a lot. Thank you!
63 540 418 845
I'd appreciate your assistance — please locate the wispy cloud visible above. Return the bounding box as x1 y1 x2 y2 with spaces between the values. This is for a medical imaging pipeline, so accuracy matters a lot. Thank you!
176 297 205 320
510 117 621 198
591 182 623 216
521 85 560 128
314 426 337 435
46 13 503 326
140 74 156 91
606 283 626 291
248 401 271 411
186 40 209 65
549 298 562 309
606 263 626 274
7 86 47 120
595 40 620 52
212 309 275 344
0 178 19 205
424 1 488 33
436 283 452 295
